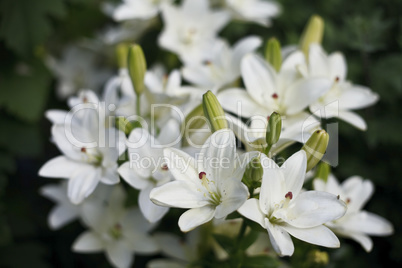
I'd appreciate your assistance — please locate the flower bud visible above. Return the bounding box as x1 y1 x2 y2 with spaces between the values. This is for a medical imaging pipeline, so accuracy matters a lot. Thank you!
299 15 324 57
266 112 282 151
116 43 129 69
127 44 147 96
115 117 142 135
265 38 282 72
202 91 228 133
243 156 263 189
302 129 329 172
315 162 330 182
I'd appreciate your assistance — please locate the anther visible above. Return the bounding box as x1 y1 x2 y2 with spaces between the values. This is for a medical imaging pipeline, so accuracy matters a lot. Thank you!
285 191 293 200
161 164 169 171
81 147 86 153
199 172 206 180
272 93 278 99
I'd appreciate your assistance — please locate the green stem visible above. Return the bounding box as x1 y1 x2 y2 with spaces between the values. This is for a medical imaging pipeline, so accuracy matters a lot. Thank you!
264 144 272 156
136 94 141 116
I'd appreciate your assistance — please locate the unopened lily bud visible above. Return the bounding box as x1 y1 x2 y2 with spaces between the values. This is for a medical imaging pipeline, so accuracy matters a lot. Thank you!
243 156 263 189
266 112 282 151
302 129 329 172
202 91 228 132
128 44 147 96
115 117 141 135
116 43 129 69
299 15 324 57
265 38 282 72
308 250 329 266
315 162 330 182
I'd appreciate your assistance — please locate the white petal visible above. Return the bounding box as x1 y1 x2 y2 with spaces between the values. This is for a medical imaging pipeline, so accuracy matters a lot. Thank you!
282 224 340 248
337 110 367 130
150 181 209 208
308 44 329 77
328 52 347 81
259 154 285 215
118 162 152 190
339 211 394 236
283 78 331 115
281 50 306 73
178 206 216 232
105 240 133 268
232 36 262 66
198 129 236 184
281 151 307 198
49 205 78 230
68 167 100 204
215 180 248 218
283 191 347 228
163 147 199 184
139 186 169 223
39 156 86 179
338 85 379 110
153 233 188 261
126 232 159 254
238 199 266 228
342 176 373 213
100 169 120 185
218 88 268 118
265 219 294 256
342 232 373 252
45 109 68 125
72 231 104 252
241 53 277 108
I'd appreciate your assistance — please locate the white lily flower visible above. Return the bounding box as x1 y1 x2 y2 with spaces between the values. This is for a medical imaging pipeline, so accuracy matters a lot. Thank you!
182 37 262 89
118 119 181 222
313 174 394 252
39 103 125 205
305 44 379 130
238 151 347 256
103 68 150 118
73 186 159 268
112 0 172 21
224 0 280 26
40 182 80 230
218 52 330 151
147 230 201 268
158 0 230 64
45 45 112 99
150 129 256 232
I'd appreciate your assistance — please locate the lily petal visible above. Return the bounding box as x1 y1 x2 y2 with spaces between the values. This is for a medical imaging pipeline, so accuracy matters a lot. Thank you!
139 186 169 223
178 205 216 232
281 151 307 198
72 231 104 252
238 198 266 228
265 218 294 256
282 224 340 248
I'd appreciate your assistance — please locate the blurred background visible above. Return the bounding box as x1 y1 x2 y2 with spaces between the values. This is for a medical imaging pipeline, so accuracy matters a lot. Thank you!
0 0 401 267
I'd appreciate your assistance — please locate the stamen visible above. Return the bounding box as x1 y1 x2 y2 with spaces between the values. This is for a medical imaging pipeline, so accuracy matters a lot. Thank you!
83 96 88 103
346 198 351 204
161 164 169 171
199 172 206 180
285 191 293 200
81 147 86 153
272 93 278 99
335 76 340 82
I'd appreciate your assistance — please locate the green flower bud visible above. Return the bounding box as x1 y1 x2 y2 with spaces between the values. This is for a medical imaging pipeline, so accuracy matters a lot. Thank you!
243 156 263 190
116 43 129 69
115 117 142 135
202 91 228 133
315 162 330 182
265 38 282 72
265 112 282 153
127 44 147 96
302 130 329 172
299 15 324 57
307 250 329 266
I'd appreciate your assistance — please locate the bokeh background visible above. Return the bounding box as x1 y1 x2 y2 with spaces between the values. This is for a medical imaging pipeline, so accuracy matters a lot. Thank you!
0 0 401 267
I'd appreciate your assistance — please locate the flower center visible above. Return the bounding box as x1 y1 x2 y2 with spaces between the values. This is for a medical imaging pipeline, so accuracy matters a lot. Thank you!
109 223 123 240
81 147 103 166
198 172 221 205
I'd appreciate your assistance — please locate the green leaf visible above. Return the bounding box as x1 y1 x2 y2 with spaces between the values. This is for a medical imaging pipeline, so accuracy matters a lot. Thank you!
213 234 235 255
0 0 66 56
0 60 52 123
242 255 280 268
239 230 259 251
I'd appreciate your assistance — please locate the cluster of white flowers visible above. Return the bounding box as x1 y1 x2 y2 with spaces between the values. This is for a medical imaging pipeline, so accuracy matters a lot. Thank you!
39 1 392 267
